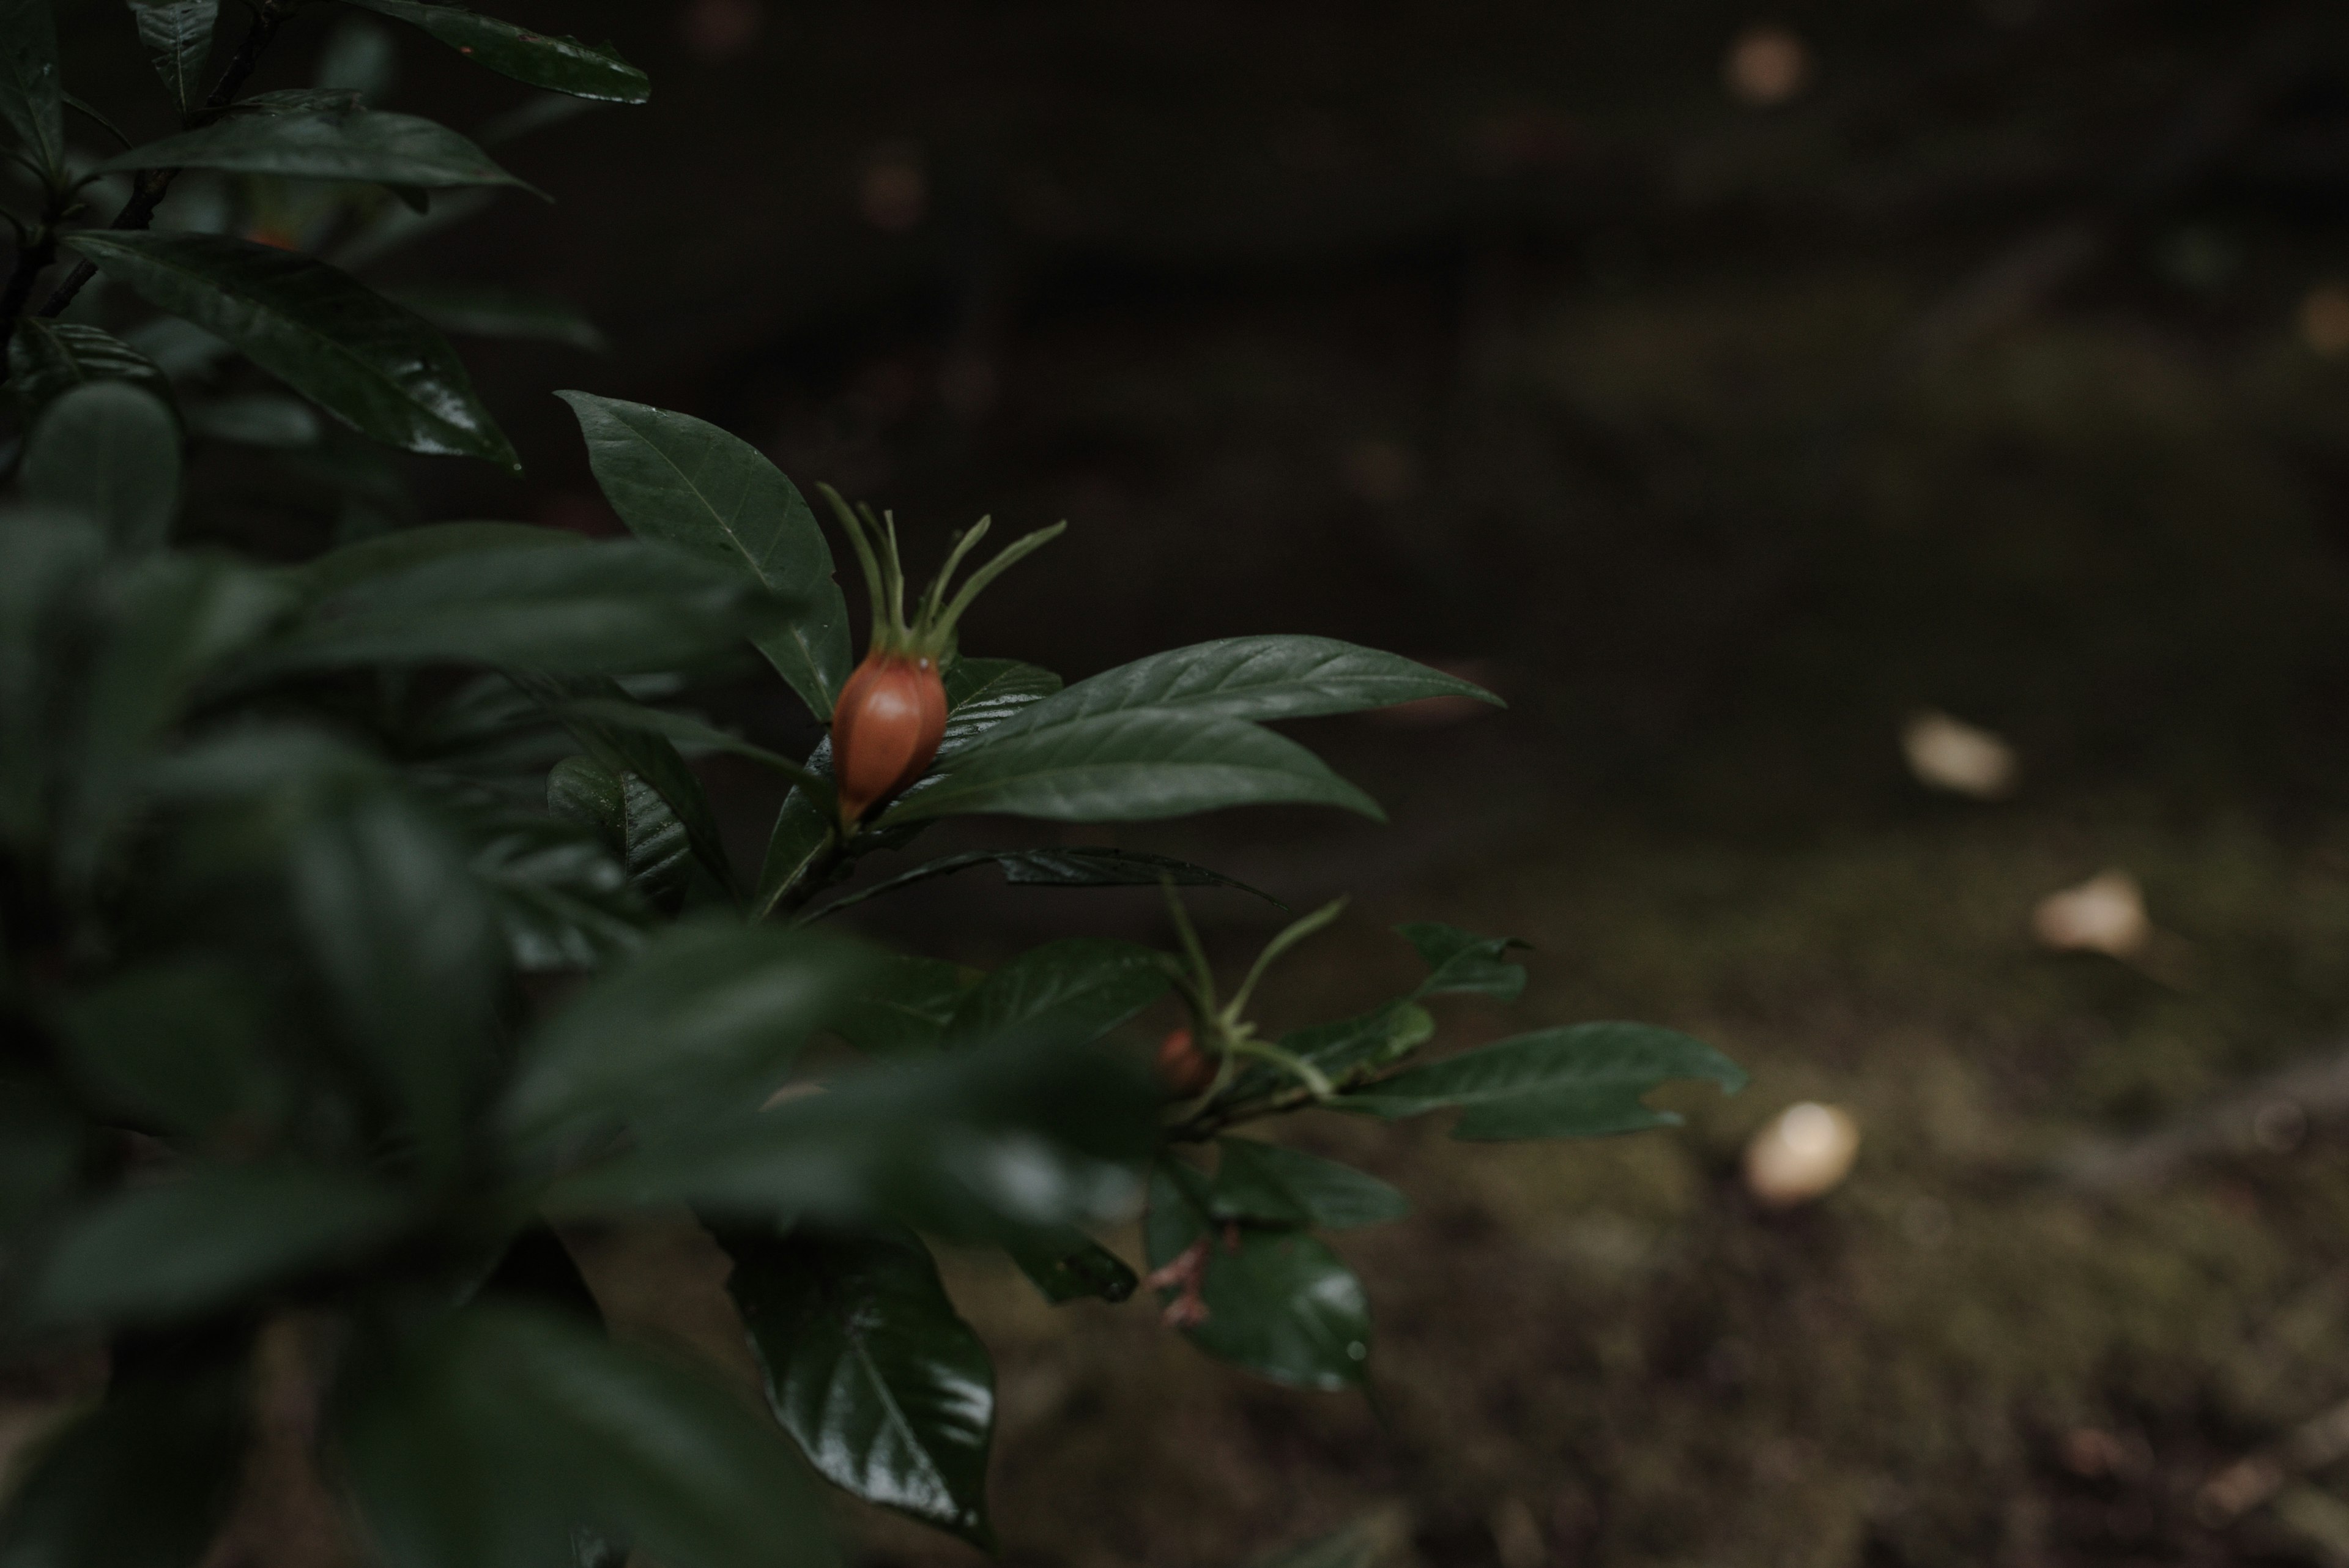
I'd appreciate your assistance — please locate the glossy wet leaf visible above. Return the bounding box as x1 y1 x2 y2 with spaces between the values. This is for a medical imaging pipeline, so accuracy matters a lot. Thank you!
339 1305 821 1568
548 1037 1156 1243
519 674 735 896
727 1225 996 1547
1145 1164 1371 1391
1341 1022 1746 1139
990 636 1501 732
338 0 651 104
1210 1140 1408 1231
1399 923 1530 1002
547 754 692 916
20 383 181 552
392 284 609 351
752 737 835 920
127 1 217 111
30 1159 410 1326
999 1223 1138 1305
882 710 1382 826
104 106 537 193
0 0 65 178
558 393 851 719
64 231 519 470
949 938 1168 1044
832 954 981 1055
7 321 172 412
508 922 878 1153
934 658 1062 760
815 846 1282 917
0 1359 245 1568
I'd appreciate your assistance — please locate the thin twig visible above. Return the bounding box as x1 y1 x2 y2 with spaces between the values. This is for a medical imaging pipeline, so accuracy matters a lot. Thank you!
34 1 288 321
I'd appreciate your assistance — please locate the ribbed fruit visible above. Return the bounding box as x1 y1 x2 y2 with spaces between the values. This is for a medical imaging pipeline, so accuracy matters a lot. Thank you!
831 650 948 825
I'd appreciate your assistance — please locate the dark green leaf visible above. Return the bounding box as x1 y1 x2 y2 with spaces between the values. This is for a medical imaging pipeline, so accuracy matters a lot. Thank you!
63 230 519 470
0 1069 84 1248
134 2 220 113
751 737 834 921
541 695 829 795
998 1223 1137 1306
336 0 651 104
884 711 1383 826
255 543 781 676
291 787 500 1170
20 383 180 551
7 321 171 412
0 1358 245 1568
1282 1000 1434 1083
1145 1164 1371 1391
547 1038 1156 1243
0 511 106 846
103 107 539 193
228 87 365 116
833 954 981 1056
339 1304 822 1568
815 846 1282 918
61 89 131 149
1210 1140 1408 1230
55 960 285 1137
949 938 1168 1043
1341 1022 1746 1139
557 392 850 719
516 674 735 896
995 636 1501 730
295 519 579 599
547 755 691 915
935 658 1061 760
31 1159 410 1326
186 393 322 449
508 922 878 1153
0 0 65 177
727 1225 996 1547
1399 922 1530 1002
474 817 650 972
392 284 609 351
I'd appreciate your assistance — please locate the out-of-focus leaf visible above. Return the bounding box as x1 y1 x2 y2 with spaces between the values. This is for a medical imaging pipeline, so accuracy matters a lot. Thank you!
727 1225 996 1547
882 711 1382 827
507 922 878 1153
0 1069 84 1247
1209 1140 1408 1231
948 938 1168 1044
1145 1164 1370 1391
0 0 65 178
557 393 850 719
253 542 782 677
392 285 608 351
992 636 1501 731
1341 1023 1746 1139
547 1038 1156 1243
291 787 500 1170
831 954 980 1056
1399 923 1529 1002
295 520 579 598
0 511 105 846
227 87 365 117
337 0 651 104
0 1358 245 1568
338 1305 822 1568
474 817 649 972
62 89 131 148
518 674 735 896
127 1 218 113
998 1223 1137 1306
63 231 520 470
31 1159 410 1326
187 393 323 449
816 846 1282 917
540 695 829 795
7 321 172 412
56 961 285 1137
20 383 181 551
103 107 540 194
314 13 396 102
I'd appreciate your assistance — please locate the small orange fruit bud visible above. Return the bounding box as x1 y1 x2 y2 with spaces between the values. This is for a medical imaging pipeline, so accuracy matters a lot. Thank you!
831 649 947 825
1158 1026 1216 1098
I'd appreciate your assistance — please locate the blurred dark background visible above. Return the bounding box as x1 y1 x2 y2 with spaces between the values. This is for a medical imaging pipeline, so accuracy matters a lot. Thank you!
53 2 2349 1565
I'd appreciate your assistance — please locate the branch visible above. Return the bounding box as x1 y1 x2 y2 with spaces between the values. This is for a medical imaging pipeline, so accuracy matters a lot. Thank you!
34 0 288 322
